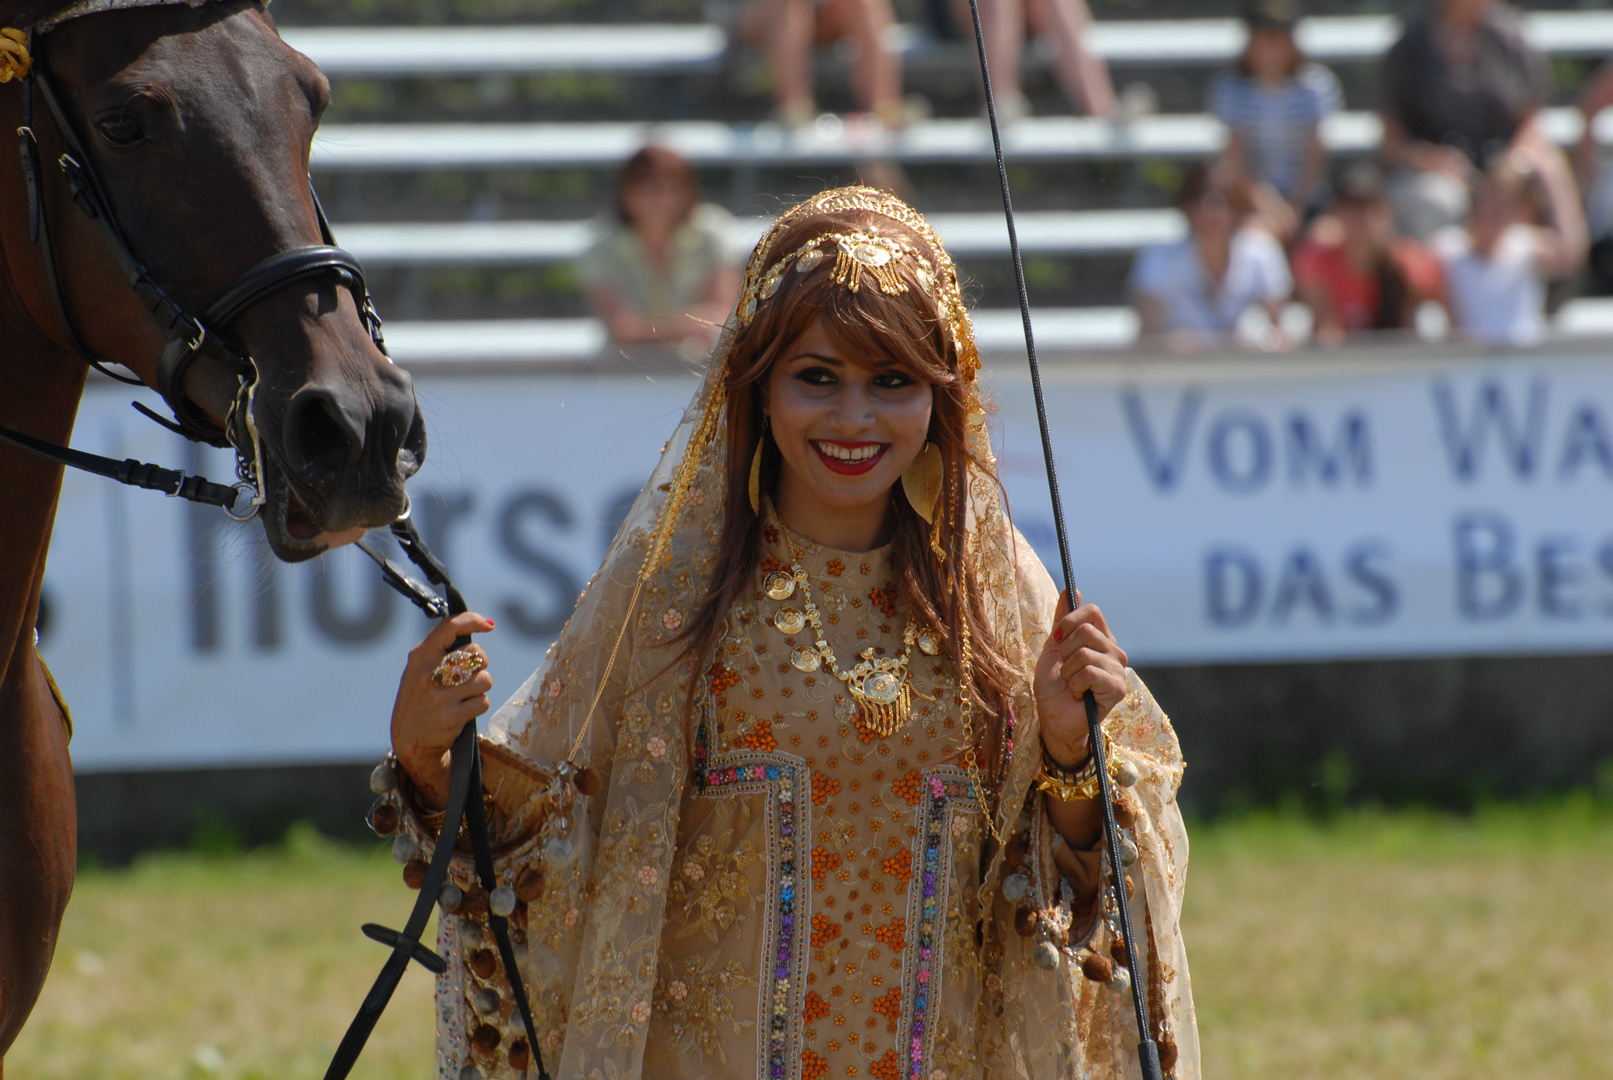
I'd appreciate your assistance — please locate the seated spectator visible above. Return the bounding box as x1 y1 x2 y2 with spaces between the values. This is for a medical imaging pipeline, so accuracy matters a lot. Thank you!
1573 56 1613 293
1432 141 1588 346
1132 163 1293 351
1380 0 1555 241
1210 0 1341 240
1293 163 1445 344
952 0 1115 121
580 147 741 349
738 0 906 128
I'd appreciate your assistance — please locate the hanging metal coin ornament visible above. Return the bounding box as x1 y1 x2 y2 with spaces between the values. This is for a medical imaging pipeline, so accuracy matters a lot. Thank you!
1107 965 1132 996
854 241 891 267
916 629 940 656
795 246 825 273
764 571 796 601
863 672 902 705
392 833 418 864
543 834 575 866
773 607 806 635
370 759 397 794
1033 941 1061 970
914 264 935 296
791 646 821 672
760 263 786 299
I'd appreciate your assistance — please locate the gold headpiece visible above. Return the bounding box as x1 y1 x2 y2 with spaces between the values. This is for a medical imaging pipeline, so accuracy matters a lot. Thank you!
734 186 980 382
0 29 33 82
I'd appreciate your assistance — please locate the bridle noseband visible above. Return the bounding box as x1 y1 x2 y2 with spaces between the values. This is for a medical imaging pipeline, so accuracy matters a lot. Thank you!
1 25 548 1079
13 29 387 516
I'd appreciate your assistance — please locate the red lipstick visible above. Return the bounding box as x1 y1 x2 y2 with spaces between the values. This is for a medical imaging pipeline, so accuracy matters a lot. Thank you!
812 439 889 476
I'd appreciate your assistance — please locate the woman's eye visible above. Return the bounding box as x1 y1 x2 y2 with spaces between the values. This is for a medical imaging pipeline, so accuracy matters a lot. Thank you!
797 367 837 386
97 116 143 148
874 373 915 389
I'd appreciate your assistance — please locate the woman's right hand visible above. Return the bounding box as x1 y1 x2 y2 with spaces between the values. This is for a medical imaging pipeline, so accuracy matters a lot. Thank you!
391 611 496 809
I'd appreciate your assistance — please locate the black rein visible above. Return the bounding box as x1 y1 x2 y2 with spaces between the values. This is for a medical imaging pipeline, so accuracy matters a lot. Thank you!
15 28 385 450
2 26 546 1080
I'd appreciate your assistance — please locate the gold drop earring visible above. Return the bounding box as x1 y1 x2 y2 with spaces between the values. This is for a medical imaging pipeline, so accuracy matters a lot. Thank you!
901 441 943 522
901 441 948 562
749 414 769 515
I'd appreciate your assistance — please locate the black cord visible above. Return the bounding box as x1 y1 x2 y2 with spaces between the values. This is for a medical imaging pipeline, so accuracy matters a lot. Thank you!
959 4 1162 1076
330 521 549 1080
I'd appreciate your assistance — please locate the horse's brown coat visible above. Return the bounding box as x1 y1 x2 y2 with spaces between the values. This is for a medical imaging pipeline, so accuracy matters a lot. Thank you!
0 0 425 1062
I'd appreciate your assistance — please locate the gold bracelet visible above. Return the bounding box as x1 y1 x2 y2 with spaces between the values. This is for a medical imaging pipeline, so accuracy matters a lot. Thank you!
400 772 497 845
1034 736 1109 802
1035 762 1100 802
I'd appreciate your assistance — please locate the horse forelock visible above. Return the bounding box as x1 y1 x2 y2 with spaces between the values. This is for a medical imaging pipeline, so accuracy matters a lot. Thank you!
1 0 248 34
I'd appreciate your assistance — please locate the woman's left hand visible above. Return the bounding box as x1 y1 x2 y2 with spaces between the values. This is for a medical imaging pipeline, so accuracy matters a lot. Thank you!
1033 590 1129 768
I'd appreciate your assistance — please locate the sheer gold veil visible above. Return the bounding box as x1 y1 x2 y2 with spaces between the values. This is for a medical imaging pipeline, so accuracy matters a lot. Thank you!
472 186 1197 1080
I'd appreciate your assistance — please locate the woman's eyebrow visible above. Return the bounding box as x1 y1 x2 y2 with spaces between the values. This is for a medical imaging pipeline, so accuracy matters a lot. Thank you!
786 352 844 366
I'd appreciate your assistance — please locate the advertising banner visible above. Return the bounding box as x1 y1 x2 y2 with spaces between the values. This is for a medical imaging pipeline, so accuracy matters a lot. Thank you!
38 349 1613 771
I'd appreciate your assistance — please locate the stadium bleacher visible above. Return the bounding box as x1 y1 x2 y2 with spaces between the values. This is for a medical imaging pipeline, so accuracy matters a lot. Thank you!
284 3 1613 357
284 12 1613 77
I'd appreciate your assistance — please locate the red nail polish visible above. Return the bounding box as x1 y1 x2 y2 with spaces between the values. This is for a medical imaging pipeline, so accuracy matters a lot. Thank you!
487 619 496 629
1053 627 1064 642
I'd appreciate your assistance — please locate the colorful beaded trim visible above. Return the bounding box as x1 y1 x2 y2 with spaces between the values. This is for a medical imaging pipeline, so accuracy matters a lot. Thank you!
693 715 810 1080
900 767 977 1080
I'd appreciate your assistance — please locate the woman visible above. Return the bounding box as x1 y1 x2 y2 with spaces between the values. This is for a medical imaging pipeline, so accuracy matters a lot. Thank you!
1132 163 1292 351
952 0 1115 122
1208 0 1341 239
738 0 907 129
581 146 740 349
1432 142 1587 346
1293 162 1445 344
383 187 1196 1080
1378 0 1554 241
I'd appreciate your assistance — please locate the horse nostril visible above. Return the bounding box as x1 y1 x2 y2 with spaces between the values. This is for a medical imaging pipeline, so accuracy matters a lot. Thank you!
396 402 427 479
374 367 425 480
285 389 362 486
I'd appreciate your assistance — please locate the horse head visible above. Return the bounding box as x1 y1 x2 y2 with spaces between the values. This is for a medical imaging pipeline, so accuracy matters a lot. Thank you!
1 0 424 561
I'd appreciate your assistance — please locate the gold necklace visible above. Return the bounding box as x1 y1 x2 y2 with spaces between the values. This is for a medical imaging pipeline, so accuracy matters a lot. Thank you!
764 545 940 739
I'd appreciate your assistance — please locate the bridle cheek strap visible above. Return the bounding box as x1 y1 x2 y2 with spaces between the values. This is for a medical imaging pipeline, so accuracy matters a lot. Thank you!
155 244 382 446
17 30 387 449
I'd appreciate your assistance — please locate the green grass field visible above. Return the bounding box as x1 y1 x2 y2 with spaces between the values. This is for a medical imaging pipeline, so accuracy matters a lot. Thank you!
9 802 1613 1079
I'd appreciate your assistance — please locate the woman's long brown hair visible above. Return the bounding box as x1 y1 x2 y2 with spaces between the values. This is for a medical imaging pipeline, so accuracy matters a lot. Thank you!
678 208 1021 781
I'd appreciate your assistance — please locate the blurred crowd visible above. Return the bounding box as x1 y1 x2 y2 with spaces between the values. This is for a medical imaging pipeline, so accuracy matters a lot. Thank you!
1134 0 1596 351
578 0 1613 352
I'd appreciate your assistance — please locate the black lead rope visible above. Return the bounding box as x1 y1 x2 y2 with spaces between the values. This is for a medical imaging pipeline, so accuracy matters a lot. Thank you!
6 32 533 1070
327 518 548 1080
959 5 1163 1077
0 420 247 511
1 393 549 1075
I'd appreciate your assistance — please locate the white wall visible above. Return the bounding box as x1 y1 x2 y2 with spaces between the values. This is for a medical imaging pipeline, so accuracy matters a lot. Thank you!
40 349 1613 771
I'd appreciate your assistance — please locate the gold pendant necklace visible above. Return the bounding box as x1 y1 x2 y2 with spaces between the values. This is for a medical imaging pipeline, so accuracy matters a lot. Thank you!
771 543 939 739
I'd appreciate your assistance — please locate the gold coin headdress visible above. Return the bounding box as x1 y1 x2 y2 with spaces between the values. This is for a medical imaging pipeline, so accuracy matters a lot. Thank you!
569 187 983 756
734 186 980 383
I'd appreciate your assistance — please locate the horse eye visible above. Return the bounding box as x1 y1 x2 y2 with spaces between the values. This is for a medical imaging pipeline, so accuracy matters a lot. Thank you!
96 116 143 148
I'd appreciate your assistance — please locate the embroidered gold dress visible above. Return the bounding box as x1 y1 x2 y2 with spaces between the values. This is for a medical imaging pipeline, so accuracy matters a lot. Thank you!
406 503 1195 1080
646 512 989 1080
382 187 1197 1080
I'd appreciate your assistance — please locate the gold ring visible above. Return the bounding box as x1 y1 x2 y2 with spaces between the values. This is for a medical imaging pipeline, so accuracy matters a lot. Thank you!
431 647 486 688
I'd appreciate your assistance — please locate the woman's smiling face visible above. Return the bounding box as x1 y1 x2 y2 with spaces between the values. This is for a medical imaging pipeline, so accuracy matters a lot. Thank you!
764 316 934 543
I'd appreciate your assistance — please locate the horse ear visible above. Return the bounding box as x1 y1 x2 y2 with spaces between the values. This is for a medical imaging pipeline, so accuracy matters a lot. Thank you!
3 0 91 33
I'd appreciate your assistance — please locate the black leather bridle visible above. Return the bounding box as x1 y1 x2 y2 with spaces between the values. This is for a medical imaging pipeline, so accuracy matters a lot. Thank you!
2 30 547 1079
13 28 386 515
